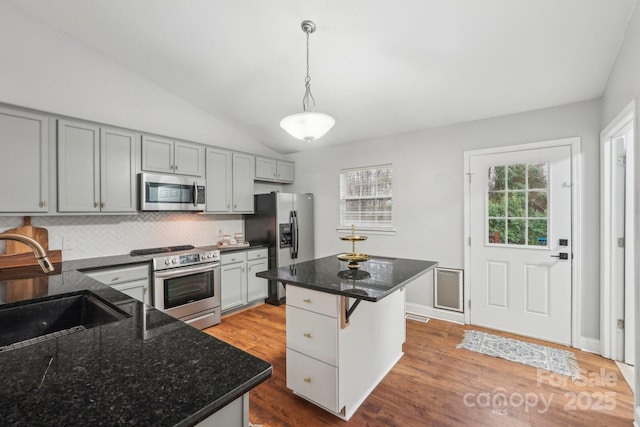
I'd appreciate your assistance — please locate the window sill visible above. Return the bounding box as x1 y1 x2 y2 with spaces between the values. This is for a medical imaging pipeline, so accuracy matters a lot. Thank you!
336 226 397 236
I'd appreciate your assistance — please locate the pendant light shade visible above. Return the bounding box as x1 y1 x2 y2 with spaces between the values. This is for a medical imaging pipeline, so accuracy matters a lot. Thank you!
279 111 335 142
280 20 335 142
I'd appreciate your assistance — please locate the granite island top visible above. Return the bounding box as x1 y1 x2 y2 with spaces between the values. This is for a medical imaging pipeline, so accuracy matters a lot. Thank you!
0 253 272 426
256 254 438 301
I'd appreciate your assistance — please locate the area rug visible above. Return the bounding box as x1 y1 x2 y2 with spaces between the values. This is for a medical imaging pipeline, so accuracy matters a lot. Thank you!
457 330 580 379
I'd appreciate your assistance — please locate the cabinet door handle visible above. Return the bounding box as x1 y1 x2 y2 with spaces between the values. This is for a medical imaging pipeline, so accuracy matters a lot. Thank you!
39 200 47 208
94 202 99 208
303 377 312 383
303 332 311 338
111 276 121 282
101 202 105 208
303 298 312 303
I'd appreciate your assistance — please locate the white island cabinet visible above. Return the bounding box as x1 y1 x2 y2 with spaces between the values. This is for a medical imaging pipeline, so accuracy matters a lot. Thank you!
285 284 406 420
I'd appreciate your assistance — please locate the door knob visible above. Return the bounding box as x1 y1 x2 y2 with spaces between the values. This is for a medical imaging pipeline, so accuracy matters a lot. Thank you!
550 252 569 260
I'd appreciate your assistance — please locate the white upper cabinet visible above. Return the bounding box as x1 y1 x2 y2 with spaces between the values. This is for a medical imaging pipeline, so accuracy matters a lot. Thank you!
276 160 295 182
0 107 50 213
141 135 204 177
206 149 255 214
58 120 136 213
100 128 137 212
232 153 255 213
255 157 277 180
254 157 294 183
205 148 232 213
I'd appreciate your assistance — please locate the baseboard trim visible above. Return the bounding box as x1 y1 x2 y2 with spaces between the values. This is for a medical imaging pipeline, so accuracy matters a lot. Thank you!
579 336 601 354
405 303 464 324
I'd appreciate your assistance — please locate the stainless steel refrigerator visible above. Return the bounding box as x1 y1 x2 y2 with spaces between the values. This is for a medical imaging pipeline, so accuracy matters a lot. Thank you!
244 192 314 305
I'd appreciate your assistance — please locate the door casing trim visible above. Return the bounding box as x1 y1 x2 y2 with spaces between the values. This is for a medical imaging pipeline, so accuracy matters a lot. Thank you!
463 137 582 349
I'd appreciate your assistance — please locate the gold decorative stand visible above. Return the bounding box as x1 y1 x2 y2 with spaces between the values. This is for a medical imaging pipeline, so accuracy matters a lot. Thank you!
337 225 370 269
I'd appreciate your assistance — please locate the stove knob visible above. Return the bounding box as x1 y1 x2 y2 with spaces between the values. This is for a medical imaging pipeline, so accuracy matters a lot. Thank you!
164 259 170 265
202 253 208 259
171 258 178 264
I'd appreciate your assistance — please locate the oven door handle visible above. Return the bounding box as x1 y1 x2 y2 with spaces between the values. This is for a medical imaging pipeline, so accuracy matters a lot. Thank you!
154 263 219 279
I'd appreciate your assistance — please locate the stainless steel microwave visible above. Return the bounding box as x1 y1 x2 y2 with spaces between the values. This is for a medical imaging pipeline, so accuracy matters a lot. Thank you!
138 173 206 211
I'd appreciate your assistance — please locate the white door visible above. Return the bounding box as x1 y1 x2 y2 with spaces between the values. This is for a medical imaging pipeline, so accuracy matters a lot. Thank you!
468 145 572 345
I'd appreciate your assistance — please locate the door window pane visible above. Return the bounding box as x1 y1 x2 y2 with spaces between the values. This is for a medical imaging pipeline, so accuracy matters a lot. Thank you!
507 219 526 245
486 161 549 247
528 191 547 217
528 163 548 189
488 166 506 191
507 191 526 217
507 164 526 189
528 219 548 245
488 192 505 217
488 219 505 243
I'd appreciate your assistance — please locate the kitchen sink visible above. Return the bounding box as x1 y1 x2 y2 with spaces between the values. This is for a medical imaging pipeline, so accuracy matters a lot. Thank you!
0 291 131 351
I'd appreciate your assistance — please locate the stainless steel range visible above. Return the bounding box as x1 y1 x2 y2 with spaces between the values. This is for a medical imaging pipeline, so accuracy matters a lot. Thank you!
131 245 221 329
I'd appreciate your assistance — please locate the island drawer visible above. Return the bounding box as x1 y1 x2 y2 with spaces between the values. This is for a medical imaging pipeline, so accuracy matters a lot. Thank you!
84 264 149 286
246 248 267 261
286 305 338 366
287 285 339 318
221 251 246 265
286 348 339 412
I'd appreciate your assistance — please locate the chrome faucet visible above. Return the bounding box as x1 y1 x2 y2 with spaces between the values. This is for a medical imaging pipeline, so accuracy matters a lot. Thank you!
0 233 55 273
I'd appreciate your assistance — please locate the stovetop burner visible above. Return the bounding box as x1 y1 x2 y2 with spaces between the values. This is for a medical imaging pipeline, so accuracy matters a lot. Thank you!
130 245 195 257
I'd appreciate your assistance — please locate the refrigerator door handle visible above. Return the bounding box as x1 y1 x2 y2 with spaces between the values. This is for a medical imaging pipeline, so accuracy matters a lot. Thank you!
289 211 296 259
293 211 299 259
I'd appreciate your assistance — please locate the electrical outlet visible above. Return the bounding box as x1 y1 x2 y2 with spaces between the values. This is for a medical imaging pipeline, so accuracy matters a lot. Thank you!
62 237 74 250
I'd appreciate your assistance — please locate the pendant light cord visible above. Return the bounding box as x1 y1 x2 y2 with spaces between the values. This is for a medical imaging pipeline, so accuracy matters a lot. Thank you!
302 28 316 112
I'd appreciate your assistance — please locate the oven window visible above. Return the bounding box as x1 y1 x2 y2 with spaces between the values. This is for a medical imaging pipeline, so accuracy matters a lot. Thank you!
164 271 215 309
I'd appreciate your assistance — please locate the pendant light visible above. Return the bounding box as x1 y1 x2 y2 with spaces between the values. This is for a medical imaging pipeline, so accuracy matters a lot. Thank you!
280 20 335 142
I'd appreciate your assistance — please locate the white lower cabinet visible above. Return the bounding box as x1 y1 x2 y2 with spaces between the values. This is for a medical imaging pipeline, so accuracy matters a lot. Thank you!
246 249 268 302
221 248 268 312
84 264 150 305
286 348 339 412
285 284 406 421
221 252 247 311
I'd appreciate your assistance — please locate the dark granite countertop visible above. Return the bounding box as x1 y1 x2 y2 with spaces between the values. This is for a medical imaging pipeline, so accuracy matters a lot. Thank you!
0 254 272 426
256 254 438 301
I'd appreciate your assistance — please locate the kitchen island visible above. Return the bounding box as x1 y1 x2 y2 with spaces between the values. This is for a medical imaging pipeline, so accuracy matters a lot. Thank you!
256 255 437 420
0 255 272 426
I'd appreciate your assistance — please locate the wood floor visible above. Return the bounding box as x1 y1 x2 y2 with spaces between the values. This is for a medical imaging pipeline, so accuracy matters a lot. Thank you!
204 304 634 427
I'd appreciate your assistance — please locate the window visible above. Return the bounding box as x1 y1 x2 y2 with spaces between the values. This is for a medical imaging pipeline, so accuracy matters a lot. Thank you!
487 162 548 246
339 165 392 228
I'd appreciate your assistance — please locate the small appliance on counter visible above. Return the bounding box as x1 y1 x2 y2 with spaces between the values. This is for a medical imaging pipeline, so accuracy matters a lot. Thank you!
244 192 314 305
130 245 221 329
216 232 250 249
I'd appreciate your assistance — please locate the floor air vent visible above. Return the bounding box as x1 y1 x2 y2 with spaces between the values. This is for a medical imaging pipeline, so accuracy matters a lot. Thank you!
405 313 430 322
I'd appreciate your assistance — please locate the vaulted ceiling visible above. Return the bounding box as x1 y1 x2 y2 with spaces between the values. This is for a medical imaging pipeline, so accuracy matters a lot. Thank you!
11 0 637 153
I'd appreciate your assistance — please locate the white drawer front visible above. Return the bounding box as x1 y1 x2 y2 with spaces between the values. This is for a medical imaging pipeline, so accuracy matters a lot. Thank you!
286 348 339 412
286 306 338 366
221 251 247 265
287 285 338 318
246 248 267 261
85 264 149 285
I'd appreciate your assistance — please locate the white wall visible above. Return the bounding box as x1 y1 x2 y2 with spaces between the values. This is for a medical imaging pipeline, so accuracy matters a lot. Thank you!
287 100 601 341
0 1 279 158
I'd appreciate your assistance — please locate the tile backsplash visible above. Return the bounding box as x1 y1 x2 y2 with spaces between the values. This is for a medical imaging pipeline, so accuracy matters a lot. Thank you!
0 213 243 260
